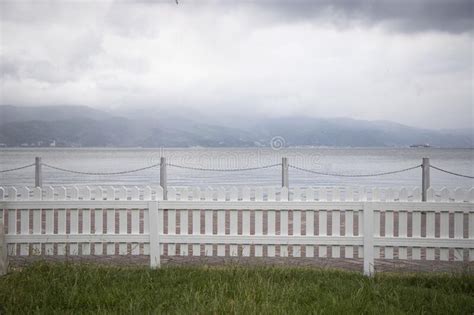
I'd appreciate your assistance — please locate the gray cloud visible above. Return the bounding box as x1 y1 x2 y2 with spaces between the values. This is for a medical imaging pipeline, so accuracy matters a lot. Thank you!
0 0 472 129
254 0 473 34
112 0 473 34
0 58 19 80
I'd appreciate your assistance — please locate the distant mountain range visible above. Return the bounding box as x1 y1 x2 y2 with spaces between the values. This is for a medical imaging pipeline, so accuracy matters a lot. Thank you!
0 105 472 148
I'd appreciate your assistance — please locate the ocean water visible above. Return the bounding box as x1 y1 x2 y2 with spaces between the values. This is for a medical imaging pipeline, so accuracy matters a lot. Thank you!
0 147 473 189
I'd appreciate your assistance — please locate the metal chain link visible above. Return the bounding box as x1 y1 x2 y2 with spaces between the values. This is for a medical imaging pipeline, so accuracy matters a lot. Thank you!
42 162 161 175
8 161 473 180
0 163 35 173
430 165 474 179
166 163 281 172
289 164 421 177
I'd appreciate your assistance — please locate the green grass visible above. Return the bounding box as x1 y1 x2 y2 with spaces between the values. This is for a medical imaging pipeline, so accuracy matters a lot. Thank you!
0 263 473 314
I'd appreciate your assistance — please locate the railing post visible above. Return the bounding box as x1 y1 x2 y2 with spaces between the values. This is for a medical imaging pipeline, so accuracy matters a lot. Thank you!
149 201 160 268
363 202 375 276
35 157 42 188
282 157 289 200
282 157 289 188
160 157 167 200
422 158 430 202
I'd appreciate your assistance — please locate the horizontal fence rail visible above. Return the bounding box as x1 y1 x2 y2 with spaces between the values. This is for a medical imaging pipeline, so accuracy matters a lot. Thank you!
1 186 473 275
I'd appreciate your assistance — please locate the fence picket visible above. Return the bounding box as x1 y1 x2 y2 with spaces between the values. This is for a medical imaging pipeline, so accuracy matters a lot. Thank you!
305 187 314 201
453 199 465 261
319 210 327 236
167 188 177 256
180 205 189 256
57 194 67 255
345 210 354 258
105 187 115 255
82 207 91 255
344 187 352 202
69 186 79 200
425 208 435 260
281 187 289 201
191 188 201 256
293 210 301 236
293 187 302 201
216 189 225 256
280 210 288 236
18 187 30 255
155 186 163 201
143 186 152 201
30 198 41 255
321 187 329 202
204 188 213 256
118 204 128 255
229 187 238 238
372 188 380 202
398 188 407 202
253 186 264 255
6 188 16 255
440 188 450 202
81 186 91 200
439 192 450 261
241 187 251 256
352 187 360 202
454 187 465 202
373 210 380 237
116 186 126 200
131 208 140 234
103 186 114 201
69 204 79 255
42 187 53 255
266 189 276 257
266 187 275 202
411 205 422 260
32 189 41 235
468 187 474 202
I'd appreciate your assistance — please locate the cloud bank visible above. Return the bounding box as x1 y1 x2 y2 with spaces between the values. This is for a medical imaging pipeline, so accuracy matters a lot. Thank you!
0 0 472 129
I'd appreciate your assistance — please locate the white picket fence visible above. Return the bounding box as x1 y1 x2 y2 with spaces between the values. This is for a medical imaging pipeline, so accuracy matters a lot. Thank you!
0 186 473 275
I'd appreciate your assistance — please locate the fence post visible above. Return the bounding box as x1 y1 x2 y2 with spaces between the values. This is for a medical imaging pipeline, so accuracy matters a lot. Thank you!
363 202 375 276
282 157 289 188
422 158 430 202
282 157 289 200
160 157 167 200
35 157 42 188
149 201 160 268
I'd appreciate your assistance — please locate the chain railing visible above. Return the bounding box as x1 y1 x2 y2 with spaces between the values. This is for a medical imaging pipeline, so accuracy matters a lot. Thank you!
289 164 421 177
166 163 280 172
2 157 473 201
42 162 162 176
430 165 474 179
0 163 35 173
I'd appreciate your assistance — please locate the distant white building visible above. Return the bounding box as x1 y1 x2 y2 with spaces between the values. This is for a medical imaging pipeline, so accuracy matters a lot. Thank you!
50 140 56 147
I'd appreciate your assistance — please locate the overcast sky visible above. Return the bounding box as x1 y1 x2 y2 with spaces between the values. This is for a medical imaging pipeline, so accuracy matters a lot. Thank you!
0 0 472 129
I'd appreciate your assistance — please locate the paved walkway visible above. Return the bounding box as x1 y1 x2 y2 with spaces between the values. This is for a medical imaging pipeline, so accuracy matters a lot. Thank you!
8 255 474 273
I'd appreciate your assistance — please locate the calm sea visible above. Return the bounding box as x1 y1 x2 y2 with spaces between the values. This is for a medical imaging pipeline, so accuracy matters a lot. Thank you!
0 148 473 189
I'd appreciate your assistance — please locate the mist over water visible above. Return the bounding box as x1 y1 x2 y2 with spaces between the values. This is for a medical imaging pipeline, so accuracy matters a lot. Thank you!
1 147 472 189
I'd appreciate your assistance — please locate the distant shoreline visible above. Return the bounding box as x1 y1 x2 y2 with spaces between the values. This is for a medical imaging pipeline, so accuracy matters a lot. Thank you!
1 146 473 150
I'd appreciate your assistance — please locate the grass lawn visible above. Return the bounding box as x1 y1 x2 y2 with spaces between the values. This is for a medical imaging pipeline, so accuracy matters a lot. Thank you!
0 263 473 314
